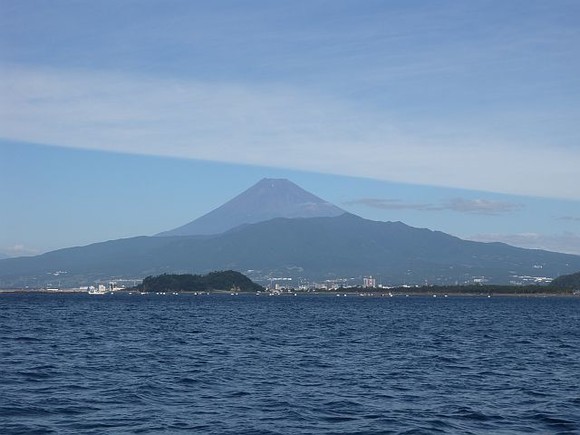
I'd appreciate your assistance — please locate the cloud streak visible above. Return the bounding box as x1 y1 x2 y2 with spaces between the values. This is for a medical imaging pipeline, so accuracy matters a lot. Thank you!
1 244 40 258
343 198 438 212
1 65 579 199
444 198 523 215
559 216 580 222
345 197 523 215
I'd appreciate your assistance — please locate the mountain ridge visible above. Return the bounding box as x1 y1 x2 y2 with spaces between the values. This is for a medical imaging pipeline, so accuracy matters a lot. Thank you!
1 213 578 287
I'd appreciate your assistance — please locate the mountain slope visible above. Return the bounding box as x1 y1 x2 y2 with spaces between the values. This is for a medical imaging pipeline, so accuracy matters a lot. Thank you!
157 178 345 236
1 214 579 287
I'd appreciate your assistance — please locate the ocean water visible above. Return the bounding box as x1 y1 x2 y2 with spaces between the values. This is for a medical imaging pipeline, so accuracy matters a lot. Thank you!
0 293 579 434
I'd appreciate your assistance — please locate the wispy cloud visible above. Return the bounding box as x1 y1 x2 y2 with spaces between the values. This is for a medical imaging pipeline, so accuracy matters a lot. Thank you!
1 244 40 258
559 216 580 222
1 64 579 199
345 197 523 215
343 198 438 211
469 232 580 256
443 198 523 215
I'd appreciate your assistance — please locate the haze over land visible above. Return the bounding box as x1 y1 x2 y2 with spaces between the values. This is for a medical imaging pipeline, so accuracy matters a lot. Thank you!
0 1 579 257
1 178 578 288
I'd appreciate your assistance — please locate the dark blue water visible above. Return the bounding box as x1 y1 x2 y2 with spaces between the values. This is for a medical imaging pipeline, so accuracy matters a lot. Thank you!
1 294 579 434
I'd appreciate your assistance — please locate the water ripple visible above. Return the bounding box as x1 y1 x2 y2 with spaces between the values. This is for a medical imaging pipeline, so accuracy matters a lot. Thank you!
1 294 579 434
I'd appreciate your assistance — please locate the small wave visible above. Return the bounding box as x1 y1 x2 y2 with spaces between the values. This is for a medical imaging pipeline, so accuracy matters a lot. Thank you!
320 415 359 423
526 412 579 432
177 376 200 385
15 370 55 381
10 336 43 342
0 405 52 418
224 390 251 398
0 423 56 435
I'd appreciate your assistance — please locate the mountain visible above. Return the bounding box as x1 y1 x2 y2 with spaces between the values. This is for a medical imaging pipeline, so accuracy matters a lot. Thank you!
2 214 579 288
157 178 345 236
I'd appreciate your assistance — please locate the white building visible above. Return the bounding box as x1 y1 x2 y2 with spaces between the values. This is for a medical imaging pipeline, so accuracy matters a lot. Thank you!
363 276 376 288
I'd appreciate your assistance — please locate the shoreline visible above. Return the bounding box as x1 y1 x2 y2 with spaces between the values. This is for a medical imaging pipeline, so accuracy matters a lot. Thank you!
0 289 577 298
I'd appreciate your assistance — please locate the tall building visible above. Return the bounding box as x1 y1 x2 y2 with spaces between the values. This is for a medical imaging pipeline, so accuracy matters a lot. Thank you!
363 276 376 288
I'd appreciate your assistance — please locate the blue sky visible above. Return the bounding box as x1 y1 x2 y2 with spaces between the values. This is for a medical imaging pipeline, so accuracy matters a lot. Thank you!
1 0 579 256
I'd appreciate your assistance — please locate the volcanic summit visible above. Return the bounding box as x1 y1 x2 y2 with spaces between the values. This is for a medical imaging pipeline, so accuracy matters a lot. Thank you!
156 178 346 237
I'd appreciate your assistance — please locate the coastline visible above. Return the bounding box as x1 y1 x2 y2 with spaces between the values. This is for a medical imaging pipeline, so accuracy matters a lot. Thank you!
0 288 577 297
